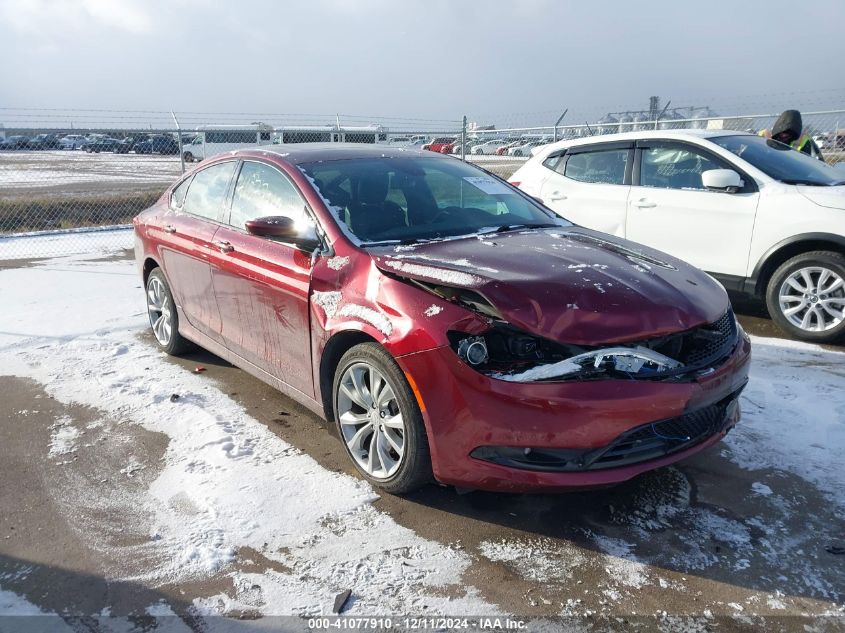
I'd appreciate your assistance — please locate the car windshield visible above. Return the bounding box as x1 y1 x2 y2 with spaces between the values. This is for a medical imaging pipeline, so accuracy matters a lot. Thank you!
711 134 844 186
299 156 567 245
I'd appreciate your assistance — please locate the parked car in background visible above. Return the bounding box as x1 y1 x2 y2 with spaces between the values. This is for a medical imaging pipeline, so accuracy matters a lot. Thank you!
27 134 61 150
80 137 130 153
471 139 510 155
495 139 523 155
508 139 551 157
134 144 750 494
134 134 179 155
422 137 456 152
0 135 32 150
58 134 88 150
511 129 845 343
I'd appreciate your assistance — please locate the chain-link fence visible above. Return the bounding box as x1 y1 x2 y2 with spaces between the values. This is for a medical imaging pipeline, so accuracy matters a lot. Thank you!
2 105 844 261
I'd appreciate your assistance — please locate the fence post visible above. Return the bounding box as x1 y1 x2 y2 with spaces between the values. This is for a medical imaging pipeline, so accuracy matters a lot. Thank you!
461 115 467 162
654 100 671 130
553 108 568 142
171 111 185 174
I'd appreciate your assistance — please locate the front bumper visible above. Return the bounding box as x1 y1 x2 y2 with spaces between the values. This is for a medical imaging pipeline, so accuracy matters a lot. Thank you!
396 332 751 493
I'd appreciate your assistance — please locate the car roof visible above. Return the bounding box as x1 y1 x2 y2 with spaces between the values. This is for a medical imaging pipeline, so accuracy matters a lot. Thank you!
540 128 753 152
234 143 448 164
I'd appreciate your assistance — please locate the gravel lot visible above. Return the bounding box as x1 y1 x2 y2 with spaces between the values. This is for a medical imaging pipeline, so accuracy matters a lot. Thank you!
0 243 843 631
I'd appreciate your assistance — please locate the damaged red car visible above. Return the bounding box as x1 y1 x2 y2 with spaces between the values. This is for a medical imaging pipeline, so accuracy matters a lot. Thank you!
133 144 751 494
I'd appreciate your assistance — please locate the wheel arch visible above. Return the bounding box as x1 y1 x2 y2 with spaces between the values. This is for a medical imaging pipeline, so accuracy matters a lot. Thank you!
318 330 380 422
142 256 163 286
752 233 845 296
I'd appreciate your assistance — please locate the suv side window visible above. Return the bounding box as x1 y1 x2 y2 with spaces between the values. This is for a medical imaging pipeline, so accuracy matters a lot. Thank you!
170 177 191 210
182 161 237 221
639 144 726 190
564 149 628 185
229 161 306 230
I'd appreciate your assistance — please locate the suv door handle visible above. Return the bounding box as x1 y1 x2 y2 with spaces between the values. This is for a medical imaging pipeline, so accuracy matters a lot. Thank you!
214 240 234 253
631 198 656 208
163 224 176 234
548 192 567 201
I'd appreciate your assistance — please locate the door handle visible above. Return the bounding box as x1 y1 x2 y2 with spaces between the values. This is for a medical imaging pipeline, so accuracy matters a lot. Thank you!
548 192 567 201
214 240 234 253
631 199 656 208
163 224 176 234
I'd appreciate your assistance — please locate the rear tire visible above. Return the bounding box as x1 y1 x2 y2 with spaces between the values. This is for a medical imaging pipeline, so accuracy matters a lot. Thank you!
765 250 845 344
183 152 194 163
332 342 433 494
146 268 193 355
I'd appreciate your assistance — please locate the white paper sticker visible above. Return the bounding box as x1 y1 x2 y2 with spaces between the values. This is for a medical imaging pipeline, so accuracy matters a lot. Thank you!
463 176 513 195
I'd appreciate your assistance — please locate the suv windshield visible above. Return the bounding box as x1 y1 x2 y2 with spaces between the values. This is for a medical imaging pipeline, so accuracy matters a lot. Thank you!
299 156 566 245
711 134 844 186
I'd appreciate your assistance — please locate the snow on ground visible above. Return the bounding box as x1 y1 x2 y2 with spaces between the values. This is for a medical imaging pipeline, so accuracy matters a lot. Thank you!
0 227 133 261
0 253 494 617
726 336 845 518
0 151 181 190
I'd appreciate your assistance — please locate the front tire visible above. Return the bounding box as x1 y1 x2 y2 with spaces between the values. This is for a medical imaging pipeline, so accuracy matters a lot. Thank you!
333 343 432 494
183 151 194 163
765 251 845 343
146 268 192 355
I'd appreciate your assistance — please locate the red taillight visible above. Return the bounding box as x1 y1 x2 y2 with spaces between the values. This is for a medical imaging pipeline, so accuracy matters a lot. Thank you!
509 181 521 187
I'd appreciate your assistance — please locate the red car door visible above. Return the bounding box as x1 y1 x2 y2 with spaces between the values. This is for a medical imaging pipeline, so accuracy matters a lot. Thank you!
157 160 237 343
210 159 315 398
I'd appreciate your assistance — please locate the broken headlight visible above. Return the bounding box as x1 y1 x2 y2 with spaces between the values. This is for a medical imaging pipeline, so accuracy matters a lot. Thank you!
449 326 684 382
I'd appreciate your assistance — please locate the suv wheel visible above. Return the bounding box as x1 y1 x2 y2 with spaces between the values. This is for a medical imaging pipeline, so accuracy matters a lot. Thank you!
332 343 432 494
765 251 845 343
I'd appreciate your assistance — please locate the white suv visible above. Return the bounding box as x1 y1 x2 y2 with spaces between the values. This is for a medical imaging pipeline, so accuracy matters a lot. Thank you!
510 130 845 343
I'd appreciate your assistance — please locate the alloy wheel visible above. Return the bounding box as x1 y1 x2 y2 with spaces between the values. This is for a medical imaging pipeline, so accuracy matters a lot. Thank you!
337 362 405 480
778 266 845 332
147 276 173 345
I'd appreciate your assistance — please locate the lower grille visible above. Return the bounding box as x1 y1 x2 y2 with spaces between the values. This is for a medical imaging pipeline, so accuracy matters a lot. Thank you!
470 387 744 473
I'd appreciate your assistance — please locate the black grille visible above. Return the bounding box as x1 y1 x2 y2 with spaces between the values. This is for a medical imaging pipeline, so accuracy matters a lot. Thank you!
682 310 737 367
587 401 728 470
470 387 745 473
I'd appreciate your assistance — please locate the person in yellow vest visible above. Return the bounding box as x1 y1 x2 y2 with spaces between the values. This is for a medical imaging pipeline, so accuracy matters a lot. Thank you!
759 109 824 160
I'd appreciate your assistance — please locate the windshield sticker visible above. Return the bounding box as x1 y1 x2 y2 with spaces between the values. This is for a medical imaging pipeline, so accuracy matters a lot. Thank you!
463 176 513 195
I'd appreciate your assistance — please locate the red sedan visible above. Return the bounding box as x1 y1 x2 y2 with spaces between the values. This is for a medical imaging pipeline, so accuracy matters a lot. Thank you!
134 144 750 494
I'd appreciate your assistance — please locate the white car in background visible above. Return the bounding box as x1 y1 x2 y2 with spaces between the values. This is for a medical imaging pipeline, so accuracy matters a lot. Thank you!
470 139 510 155
510 129 845 343
507 139 551 157
59 134 88 150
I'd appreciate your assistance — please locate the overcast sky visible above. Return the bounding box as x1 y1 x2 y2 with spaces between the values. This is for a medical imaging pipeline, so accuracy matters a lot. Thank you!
1 0 844 128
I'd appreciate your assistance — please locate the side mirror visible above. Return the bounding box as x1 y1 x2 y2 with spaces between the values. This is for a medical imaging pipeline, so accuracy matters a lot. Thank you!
245 216 320 249
702 169 744 192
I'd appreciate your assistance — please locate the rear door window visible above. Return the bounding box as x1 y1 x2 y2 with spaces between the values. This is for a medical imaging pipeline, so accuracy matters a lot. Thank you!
564 148 629 185
182 161 237 221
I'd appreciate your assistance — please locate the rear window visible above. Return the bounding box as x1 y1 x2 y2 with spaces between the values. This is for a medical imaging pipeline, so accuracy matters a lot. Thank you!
564 149 628 185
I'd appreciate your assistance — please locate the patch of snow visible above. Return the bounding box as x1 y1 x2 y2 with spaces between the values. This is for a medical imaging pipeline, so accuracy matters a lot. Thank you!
424 304 443 317
384 260 482 286
751 482 773 496
337 303 393 336
591 534 650 588
479 538 585 583
48 416 81 457
326 255 350 271
311 290 341 318
726 335 845 517
491 359 581 382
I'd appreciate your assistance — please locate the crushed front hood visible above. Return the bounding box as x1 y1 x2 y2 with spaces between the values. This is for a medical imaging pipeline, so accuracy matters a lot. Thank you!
373 227 729 345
